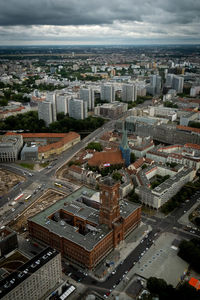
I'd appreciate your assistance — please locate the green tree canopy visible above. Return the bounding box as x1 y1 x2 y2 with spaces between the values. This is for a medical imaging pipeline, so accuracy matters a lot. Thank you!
112 172 122 182
86 142 103 152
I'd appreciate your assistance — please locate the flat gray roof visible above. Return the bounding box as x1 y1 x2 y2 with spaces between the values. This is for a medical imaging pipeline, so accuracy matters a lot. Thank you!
29 186 140 251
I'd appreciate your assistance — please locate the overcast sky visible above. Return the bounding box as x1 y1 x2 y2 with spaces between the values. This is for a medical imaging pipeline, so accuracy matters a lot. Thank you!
0 0 200 45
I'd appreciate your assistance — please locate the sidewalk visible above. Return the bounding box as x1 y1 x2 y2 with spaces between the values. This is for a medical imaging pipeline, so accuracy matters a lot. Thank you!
90 222 152 281
178 199 200 226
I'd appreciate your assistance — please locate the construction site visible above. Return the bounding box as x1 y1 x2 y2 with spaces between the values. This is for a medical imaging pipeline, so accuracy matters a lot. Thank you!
8 188 68 235
0 168 25 196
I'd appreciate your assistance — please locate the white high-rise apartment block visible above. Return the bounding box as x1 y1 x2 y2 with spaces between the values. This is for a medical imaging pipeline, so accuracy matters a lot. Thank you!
122 83 137 102
190 86 200 97
91 65 97 73
45 92 57 122
136 81 146 97
166 74 174 87
56 93 70 114
38 101 55 126
69 98 88 120
172 76 184 94
166 74 184 94
149 75 161 95
101 84 115 102
80 87 95 110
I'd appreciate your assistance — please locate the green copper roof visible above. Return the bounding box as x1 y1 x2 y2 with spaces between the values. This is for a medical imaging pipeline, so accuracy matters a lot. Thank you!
120 122 129 150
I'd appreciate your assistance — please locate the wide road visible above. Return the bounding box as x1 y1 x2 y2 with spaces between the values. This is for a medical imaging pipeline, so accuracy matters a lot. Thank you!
73 193 200 298
0 120 115 211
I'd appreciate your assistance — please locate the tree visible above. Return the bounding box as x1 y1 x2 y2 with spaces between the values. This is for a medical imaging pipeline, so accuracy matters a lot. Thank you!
195 217 200 226
0 98 8 106
130 152 136 163
112 172 122 182
86 142 103 152
146 277 200 300
128 188 140 203
141 164 147 169
178 239 200 273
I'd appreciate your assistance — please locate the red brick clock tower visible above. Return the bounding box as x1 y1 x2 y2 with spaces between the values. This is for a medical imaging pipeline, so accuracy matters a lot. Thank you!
99 177 121 229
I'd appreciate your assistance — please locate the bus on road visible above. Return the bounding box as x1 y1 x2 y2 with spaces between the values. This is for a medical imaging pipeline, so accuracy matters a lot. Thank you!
14 193 24 201
25 194 31 201
54 182 62 188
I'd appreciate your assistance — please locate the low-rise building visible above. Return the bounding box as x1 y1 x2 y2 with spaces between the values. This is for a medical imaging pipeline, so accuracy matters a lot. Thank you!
180 112 199 126
6 132 80 160
88 149 125 169
135 164 195 209
129 137 154 158
68 165 102 186
147 143 200 170
94 101 128 119
0 135 23 162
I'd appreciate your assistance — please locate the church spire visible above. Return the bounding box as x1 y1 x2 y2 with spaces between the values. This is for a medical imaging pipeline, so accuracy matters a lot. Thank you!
120 122 129 150
120 122 130 166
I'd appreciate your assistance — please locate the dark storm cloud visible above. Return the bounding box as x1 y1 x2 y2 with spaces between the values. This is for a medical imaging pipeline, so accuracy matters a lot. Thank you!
0 0 140 26
0 0 199 27
0 0 199 45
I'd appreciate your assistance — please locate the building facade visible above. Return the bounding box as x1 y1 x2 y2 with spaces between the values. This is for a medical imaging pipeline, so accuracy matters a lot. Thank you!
0 247 62 300
38 101 54 126
135 164 195 209
0 135 23 162
94 102 128 119
80 87 95 110
68 98 88 120
28 181 141 270
122 83 137 102
56 93 70 114
101 84 115 102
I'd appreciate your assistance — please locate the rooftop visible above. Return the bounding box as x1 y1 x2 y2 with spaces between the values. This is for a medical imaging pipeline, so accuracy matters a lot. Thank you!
0 247 58 298
88 149 124 167
29 186 140 252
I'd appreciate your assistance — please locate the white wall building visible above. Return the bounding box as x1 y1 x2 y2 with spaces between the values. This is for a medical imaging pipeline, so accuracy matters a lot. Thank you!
56 93 70 114
122 83 137 102
0 135 23 162
38 101 55 126
172 76 184 94
68 98 88 120
101 84 115 102
135 164 195 209
79 87 95 110
45 92 57 122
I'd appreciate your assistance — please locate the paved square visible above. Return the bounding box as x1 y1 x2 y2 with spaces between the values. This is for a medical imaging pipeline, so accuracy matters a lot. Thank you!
133 232 188 287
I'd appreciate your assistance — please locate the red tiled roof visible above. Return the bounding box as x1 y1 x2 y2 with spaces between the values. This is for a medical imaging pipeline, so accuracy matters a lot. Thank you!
88 150 124 167
38 132 80 153
177 125 200 134
158 145 183 151
5 132 80 153
169 153 183 159
6 132 67 138
68 165 82 173
145 166 158 175
145 158 154 164
132 158 145 169
185 143 200 150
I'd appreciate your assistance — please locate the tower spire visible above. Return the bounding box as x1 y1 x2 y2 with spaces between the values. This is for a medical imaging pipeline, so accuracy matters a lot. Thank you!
120 122 130 166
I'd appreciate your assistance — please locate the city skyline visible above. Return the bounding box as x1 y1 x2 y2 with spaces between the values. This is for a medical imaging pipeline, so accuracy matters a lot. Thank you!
0 0 200 45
